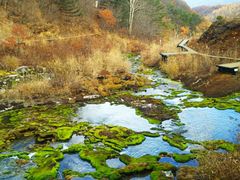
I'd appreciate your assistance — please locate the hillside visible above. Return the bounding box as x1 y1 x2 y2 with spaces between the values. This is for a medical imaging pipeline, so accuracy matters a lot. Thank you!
198 18 240 56
194 3 240 21
193 5 223 16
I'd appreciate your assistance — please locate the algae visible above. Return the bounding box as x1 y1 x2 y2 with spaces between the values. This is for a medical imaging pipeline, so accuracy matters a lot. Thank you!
162 134 188 150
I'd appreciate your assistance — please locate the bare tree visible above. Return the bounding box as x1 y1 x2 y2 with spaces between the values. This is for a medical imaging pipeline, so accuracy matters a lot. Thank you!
128 0 143 35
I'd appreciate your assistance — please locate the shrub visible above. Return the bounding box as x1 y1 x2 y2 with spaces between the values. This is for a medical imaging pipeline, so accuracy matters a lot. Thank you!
0 56 21 70
141 43 161 67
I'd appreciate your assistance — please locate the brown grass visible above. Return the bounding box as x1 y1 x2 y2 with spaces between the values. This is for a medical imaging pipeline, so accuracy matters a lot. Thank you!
0 56 21 70
196 151 240 180
160 54 217 79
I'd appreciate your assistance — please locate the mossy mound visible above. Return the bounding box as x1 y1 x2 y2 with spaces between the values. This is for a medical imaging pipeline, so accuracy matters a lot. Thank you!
172 153 196 163
162 134 189 150
113 94 179 124
84 125 145 151
25 146 64 180
119 154 176 178
0 104 78 151
63 145 177 179
201 140 238 152
184 93 240 113
0 151 29 160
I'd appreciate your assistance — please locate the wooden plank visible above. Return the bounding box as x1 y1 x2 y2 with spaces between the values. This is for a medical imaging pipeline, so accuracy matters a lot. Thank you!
217 62 240 74
217 62 240 69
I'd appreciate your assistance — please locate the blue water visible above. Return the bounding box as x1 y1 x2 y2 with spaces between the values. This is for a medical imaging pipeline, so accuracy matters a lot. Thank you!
75 102 156 132
0 157 35 180
12 137 35 152
178 108 240 143
121 137 189 158
106 158 125 169
51 135 85 150
58 154 96 179
159 157 199 167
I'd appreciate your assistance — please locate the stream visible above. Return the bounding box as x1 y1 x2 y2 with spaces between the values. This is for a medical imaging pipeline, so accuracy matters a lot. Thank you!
0 56 240 179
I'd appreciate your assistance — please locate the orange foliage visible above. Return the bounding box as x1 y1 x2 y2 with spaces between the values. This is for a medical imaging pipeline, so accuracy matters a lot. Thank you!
180 26 190 36
12 24 28 40
3 37 17 48
98 9 116 27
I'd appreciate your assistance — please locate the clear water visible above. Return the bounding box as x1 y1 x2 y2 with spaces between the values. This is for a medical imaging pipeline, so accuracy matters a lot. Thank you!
58 154 96 179
106 158 125 169
159 157 199 167
75 102 156 132
173 108 240 143
12 137 35 152
0 157 35 180
121 137 189 158
51 135 85 150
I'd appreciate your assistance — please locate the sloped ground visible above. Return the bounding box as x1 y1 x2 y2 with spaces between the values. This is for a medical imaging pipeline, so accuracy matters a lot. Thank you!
198 18 240 57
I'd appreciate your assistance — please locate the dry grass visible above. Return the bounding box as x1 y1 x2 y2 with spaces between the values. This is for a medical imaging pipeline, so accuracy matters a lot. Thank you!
0 56 21 70
160 54 217 79
3 79 57 101
196 151 240 180
141 43 161 67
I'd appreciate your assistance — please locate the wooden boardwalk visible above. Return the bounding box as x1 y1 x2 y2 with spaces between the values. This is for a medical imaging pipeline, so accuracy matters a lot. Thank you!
160 39 240 74
217 62 240 74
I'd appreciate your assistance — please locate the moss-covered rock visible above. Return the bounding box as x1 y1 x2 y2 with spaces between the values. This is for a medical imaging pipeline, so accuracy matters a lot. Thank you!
0 151 29 160
0 104 78 151
56 127 74 141
184 93 240 113
201 140 237 152
112 94 179 124
172 153 196 163
25 146 64 180
162 134 188 150
84 125 145 151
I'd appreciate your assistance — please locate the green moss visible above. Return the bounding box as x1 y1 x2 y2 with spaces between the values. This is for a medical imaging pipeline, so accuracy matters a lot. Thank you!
0 104 78 150
184 93 240 113
0 151 29 160
172 153 196 163
119 154 176 176
142 132 160 137
162 134 188 150
151 170 172 180
201 140 237 152
26 146 64 180
56 127 74 141
84 125 145 151
113 94 179 124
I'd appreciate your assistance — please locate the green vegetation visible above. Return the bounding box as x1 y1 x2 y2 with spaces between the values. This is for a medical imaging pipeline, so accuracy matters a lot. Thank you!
172 153 196 163
201 140 238 152
84 125 145 151
162 134 188 150
26 146 64 180
0 151 29 160
184 93 240 112
114 94 179 124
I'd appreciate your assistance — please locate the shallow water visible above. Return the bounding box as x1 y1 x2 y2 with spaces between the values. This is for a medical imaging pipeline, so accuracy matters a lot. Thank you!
58 154 96 179
75 102 156 132
51 135 85 150
106 158 125 169
159 157 199 167
121 137 188 158
0 157 35 180
12 137 35 152
163 107 240 143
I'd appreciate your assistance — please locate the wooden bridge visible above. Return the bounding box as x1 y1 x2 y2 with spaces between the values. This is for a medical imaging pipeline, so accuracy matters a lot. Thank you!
160 39 240 74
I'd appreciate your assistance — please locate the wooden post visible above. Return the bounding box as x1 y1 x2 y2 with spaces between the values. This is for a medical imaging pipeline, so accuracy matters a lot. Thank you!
95 0 99 8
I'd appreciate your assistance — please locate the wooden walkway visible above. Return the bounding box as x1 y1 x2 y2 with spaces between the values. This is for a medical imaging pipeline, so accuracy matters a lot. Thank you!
160 39 240 74
217 62 240 74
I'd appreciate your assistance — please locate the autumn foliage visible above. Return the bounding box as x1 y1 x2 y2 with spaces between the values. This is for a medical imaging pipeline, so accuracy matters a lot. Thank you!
98 9 116 27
